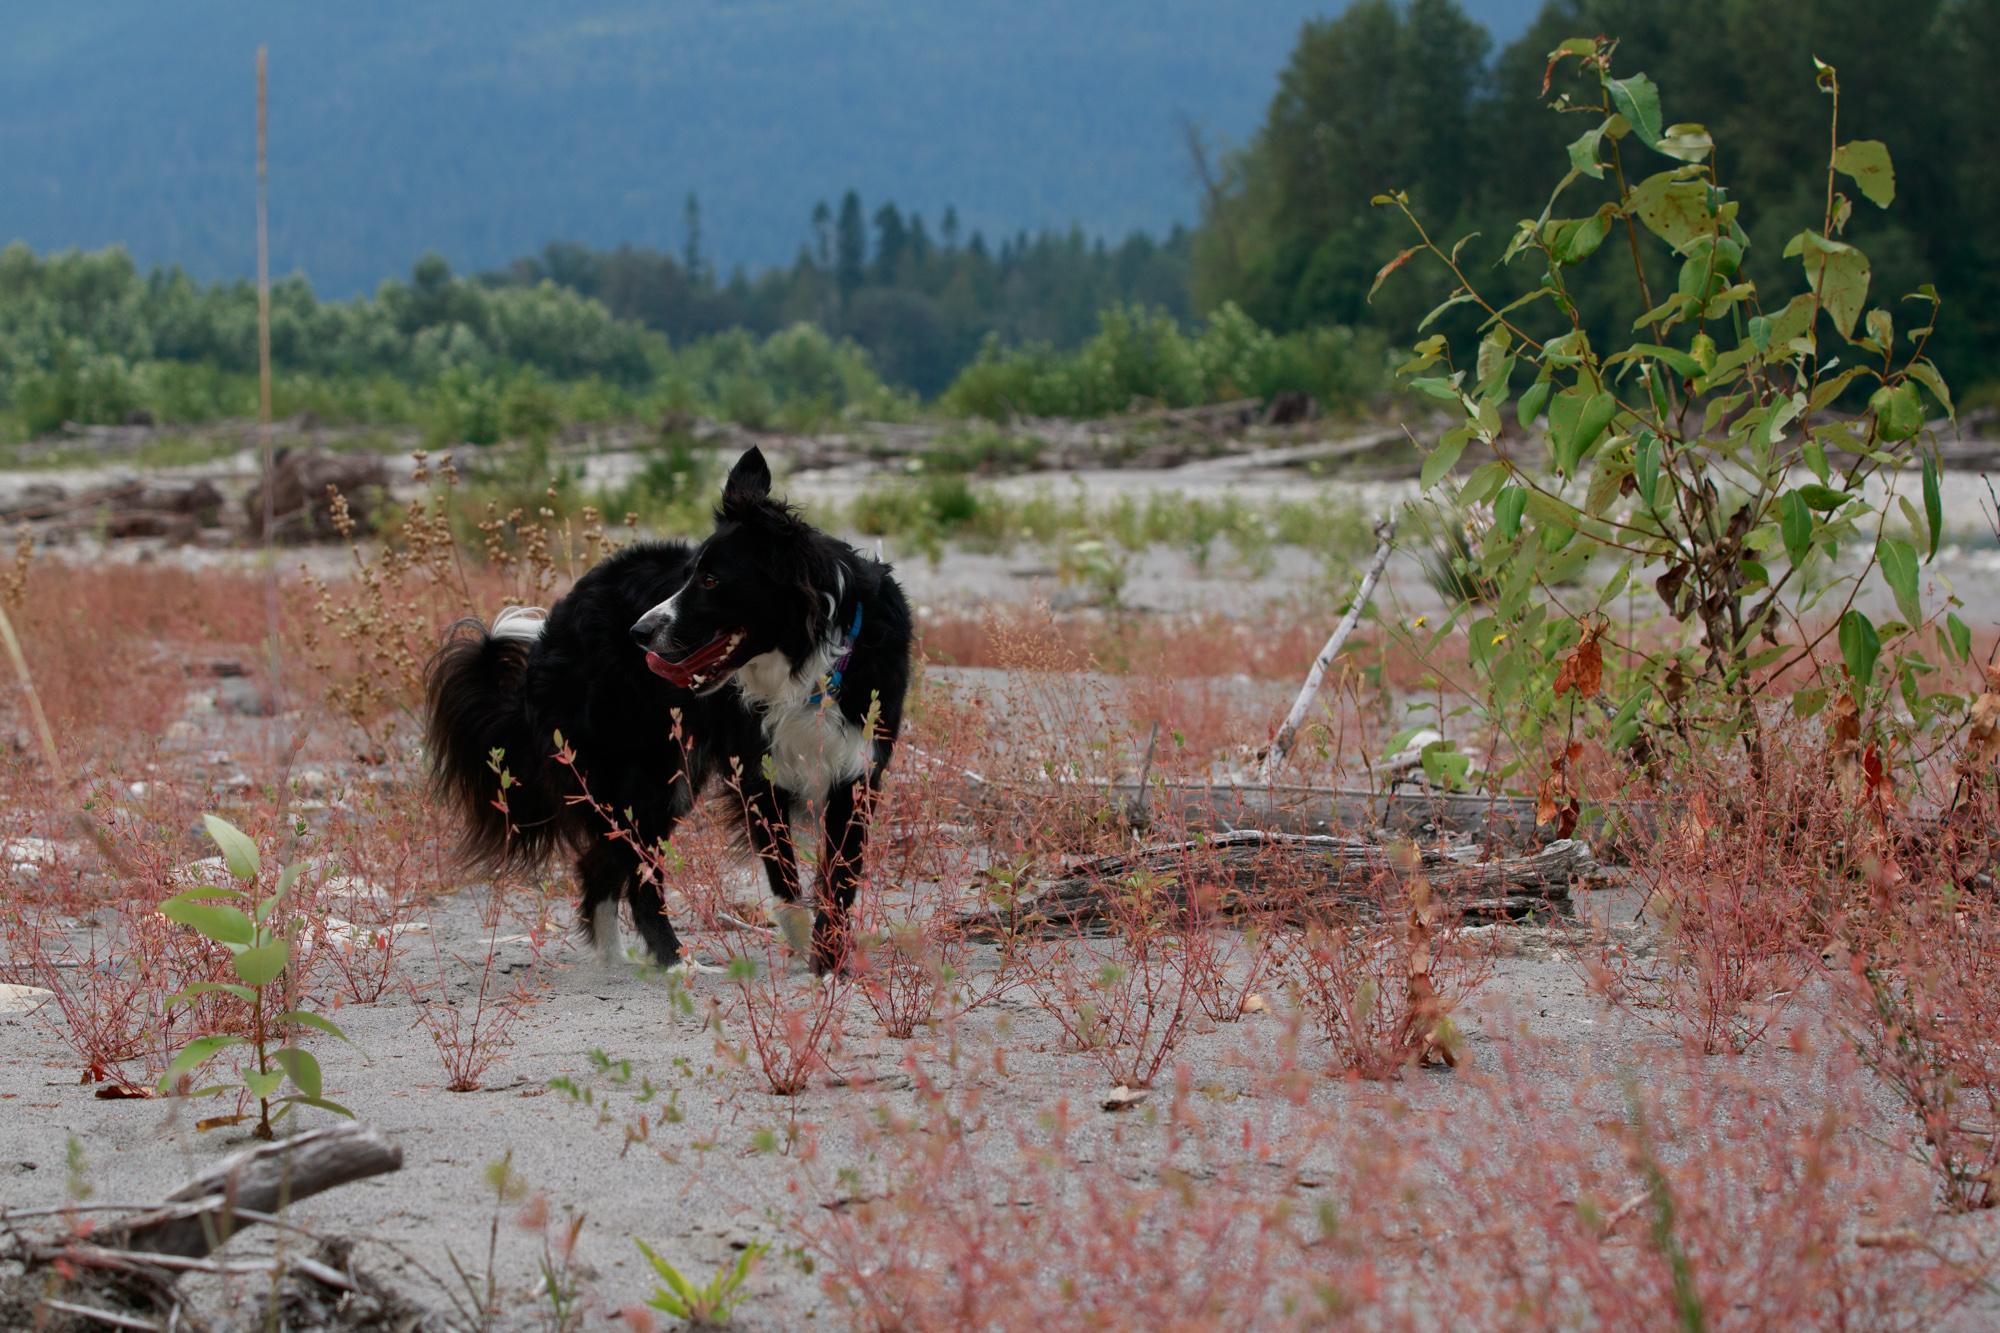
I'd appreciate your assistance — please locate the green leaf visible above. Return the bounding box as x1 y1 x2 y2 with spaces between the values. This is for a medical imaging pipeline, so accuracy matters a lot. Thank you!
1906 360 1955 420
1551 391 1617 474
1878 537 1921 626
1378 726 1429 761
168 981 258 1007
1865 308 1894 354
1798 483 1849 512
160 900 254 948
1567 122 1608 179
1948 612 1972 661
258 861 307 924
272 1046 323 1099
1398 335 1447 375
1803 438 1831 483
1868 382 1925 442
1625 344 1702 379
1634 432 1660 508
1417 292 1477 332
1629 174 1710 251
1788 231 1871 340
273 1094 356 1120
1549 212 1612 266
1494 485 1527 539
1655 123 1713 163
1606 72 1663 147
1779 491 1813 567
232 939 290 987
1516 379 1551 429
277 1010 353 1044
1420 745 1471 792
243 1068 285 1099
1834 139 1895 208
1923 453 1943 561
1459 460 1509 506
636 1239 697 1304
203 815 261 881
1408 375 1463 404
1420 435 1468 491
160 886 247 904
1840 610 1881 689
158 1035 246 1092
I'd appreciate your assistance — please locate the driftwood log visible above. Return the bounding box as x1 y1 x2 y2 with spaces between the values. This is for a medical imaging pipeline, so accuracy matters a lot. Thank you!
101 1123 403 1259
957 832 1596 938
244 449 391 540
4 1124 403 1325
955 774 1659 847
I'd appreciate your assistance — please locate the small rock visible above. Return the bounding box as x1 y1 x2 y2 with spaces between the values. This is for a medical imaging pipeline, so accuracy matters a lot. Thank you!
0 836 64 865
323 874 387 904
0 984 55 1014
173 855 230 887
216 676 272 717
1102 1085 1150 1112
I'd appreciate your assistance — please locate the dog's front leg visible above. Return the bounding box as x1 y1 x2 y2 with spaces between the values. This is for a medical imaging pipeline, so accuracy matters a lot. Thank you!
739 774 814 956
811 773 879 975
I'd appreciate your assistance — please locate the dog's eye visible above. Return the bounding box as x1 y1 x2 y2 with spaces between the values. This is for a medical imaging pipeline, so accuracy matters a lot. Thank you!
700 574 718 590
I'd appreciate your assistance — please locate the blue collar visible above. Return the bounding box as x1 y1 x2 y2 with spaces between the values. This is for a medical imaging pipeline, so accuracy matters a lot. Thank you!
807 602 864 707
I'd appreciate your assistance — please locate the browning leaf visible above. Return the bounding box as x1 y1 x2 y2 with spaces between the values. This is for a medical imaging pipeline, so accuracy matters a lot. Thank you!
1956 663 2000 783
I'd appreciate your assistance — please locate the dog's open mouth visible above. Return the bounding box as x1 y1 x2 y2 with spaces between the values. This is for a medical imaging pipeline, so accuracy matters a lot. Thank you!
644 629 745 689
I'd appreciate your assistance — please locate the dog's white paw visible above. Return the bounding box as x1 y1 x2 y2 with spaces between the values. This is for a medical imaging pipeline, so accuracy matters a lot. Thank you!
765 900 815 958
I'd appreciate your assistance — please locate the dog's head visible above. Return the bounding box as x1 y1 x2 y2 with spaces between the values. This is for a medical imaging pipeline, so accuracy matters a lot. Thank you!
628 447 836 695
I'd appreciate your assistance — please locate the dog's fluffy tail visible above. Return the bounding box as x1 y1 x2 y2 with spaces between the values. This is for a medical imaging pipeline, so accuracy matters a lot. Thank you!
423 609 564 872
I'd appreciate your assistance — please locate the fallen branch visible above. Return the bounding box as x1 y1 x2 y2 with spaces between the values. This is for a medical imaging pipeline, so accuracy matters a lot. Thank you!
958 832 1594 938
1175 427 1405 475
6 1125 404 1327
1262 513 1398 781
98 1123 403 1259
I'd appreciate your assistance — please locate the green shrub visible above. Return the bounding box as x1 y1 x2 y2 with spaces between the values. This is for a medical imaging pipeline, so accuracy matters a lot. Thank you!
942 302 1392 420
1380 42 1967 768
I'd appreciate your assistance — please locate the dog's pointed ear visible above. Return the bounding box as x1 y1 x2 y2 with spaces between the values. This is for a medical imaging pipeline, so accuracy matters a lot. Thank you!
723 447 772 506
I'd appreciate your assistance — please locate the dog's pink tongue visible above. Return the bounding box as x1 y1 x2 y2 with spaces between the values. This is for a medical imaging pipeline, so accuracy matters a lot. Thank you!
644 651 679 682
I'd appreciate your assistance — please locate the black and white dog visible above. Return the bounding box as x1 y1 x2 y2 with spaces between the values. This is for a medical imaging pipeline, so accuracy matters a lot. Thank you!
424 447 911 974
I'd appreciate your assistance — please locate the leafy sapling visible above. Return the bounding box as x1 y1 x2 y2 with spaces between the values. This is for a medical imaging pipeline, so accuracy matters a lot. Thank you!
156 814 353 1139
1375 43 1967 784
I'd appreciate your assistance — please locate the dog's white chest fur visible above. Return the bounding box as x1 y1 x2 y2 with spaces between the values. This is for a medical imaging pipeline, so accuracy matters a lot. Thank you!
734 646 869 802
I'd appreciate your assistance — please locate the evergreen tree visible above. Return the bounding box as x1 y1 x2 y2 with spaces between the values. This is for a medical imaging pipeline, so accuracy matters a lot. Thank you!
682 192 706 289
872 202 909 284
810 200 833 271
834 191 867 303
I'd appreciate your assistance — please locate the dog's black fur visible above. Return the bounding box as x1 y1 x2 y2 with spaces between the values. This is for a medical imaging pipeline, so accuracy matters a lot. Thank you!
424 447 911 972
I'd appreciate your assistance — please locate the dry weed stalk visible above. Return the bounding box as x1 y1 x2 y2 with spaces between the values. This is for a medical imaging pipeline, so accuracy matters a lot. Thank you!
1279 862 1487 1079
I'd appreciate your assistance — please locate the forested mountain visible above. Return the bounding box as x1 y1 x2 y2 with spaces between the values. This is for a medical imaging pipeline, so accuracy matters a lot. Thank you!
5 0 1994 426
0 2 1536 298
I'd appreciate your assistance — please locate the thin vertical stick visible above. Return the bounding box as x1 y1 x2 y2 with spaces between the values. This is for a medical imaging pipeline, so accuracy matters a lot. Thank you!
1261 514 1398 783
255 47 287 749
0 600 136 876
0 602 59 784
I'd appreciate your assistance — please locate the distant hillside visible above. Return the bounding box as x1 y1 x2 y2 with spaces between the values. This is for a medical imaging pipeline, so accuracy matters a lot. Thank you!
0 1 1535 296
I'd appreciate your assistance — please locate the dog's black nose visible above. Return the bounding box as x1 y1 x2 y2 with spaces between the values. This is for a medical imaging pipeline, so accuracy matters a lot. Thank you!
629 619 653 647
